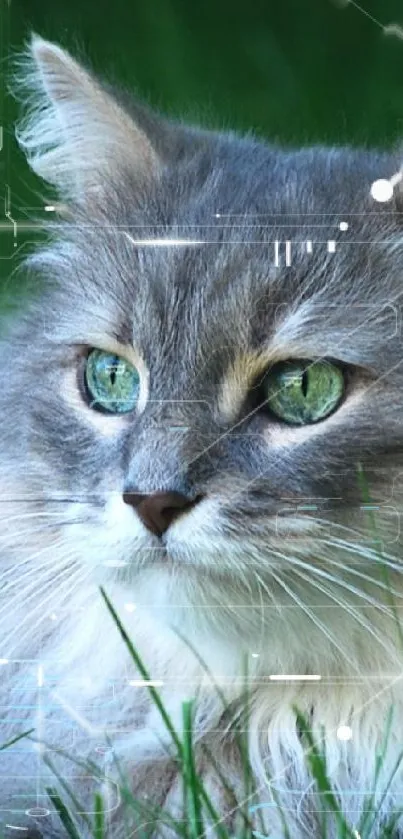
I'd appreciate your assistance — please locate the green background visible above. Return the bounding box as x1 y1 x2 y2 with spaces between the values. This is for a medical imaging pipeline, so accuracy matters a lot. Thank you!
2 0 403 306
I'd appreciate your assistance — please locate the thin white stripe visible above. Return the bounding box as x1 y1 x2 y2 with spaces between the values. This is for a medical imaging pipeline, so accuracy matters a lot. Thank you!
269 674 321 681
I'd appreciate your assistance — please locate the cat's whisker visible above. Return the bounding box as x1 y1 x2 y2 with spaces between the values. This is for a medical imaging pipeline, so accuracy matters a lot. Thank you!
278 545 402 603
300 515 403 567
2 563 89 654
0 573 80 641
267 543 403 660
296 517 403 586
0 510 89 525
268 567 360 671
4 586 85 658
0 557 75 601
290 567 403 668
311 543 403 599
0 544 74 584
0 495 101 504
0 555 80 629
255 570 282 612
256 574 273 646
0 534 78 588
0 522 90 563
0 519 83 538
255 573 266 650
318 533 403 572
293 562 392 624
0 520 88 560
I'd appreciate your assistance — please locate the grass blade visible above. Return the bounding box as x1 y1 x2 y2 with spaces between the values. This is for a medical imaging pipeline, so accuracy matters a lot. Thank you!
99 586 183 756
41 752 93 831
46 786 82 839
119 784 189 837
293 708 356 839
93 792 105 839
26 733 107 779
200 741 256 834
100 586 230 838
169 627 266 835
363 748 403 839
182 699 204 837
357 705 394 836
0 728 35 751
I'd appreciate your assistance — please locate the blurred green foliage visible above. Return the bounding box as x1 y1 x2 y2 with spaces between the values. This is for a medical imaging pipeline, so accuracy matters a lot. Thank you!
2 0 403 304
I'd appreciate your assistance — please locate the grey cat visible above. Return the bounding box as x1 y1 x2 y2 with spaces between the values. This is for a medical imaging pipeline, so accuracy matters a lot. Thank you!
2 31 403 839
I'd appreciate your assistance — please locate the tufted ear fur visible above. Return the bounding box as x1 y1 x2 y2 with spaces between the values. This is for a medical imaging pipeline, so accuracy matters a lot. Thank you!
12 34 161 204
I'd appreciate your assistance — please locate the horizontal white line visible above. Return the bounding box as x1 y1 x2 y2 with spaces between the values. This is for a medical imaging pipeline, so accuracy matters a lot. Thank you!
124 234 204 246
269 674 321 681
128 679 164 687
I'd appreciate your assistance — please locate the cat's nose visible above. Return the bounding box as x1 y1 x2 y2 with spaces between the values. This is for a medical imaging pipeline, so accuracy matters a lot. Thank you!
122 490 203 537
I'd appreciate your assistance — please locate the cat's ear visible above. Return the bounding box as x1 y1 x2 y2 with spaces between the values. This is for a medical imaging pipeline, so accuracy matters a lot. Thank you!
13 34 160 204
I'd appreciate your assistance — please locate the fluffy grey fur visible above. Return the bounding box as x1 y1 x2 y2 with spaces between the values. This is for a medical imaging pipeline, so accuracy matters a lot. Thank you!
2 32 403 839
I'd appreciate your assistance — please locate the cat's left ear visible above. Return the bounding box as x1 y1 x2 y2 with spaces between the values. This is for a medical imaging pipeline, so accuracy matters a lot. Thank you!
13 34 161 205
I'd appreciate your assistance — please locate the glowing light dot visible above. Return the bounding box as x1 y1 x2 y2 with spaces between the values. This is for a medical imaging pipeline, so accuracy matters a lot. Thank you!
0 658 9 665
124 602 136 612
251 653 260 658
370 179 394 202
339 221 348 231
215 213 221 217
50 613 57 620
337 724 352 741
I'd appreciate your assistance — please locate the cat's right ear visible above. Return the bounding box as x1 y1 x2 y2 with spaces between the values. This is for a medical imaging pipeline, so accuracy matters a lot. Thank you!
12 34 161 206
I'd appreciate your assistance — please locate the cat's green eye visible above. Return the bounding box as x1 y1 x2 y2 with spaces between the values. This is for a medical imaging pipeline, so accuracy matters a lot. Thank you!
262 359 344 425
84 349 140 414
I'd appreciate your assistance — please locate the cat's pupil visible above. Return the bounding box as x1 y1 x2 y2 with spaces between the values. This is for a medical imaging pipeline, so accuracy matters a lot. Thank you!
110 369 116 386
301 370 308 397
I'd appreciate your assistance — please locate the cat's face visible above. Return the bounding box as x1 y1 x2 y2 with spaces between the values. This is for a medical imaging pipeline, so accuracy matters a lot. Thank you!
4 35 403 650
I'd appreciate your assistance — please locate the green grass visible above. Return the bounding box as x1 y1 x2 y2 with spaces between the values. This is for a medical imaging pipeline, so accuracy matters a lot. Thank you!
3 468 403 839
